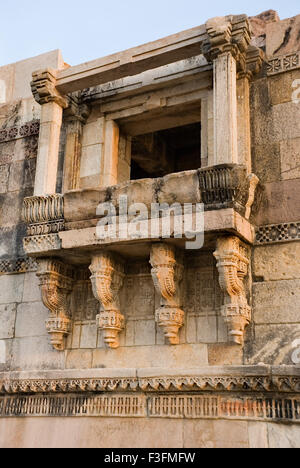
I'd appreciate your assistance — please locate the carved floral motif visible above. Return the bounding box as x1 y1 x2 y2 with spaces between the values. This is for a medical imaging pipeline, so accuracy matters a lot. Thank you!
89 253 125 349
150 244 184 345
214 236 251 345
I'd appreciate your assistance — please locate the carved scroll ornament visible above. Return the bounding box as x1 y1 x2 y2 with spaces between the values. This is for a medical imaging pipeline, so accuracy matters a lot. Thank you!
214 236 251 345
36 259 74 351
150 243 184 345
89 253 125 349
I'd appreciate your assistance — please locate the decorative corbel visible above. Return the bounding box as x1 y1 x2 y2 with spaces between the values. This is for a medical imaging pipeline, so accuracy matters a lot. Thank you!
150 243 184 345
89 253 125 349
214 236 251 345
31 68 68 109
36 259 74 351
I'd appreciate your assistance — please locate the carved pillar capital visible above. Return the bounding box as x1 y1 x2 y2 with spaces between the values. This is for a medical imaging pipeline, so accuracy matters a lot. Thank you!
36 259 74 350
64 93 90 126
150 243 184 345
89 253 125 349
214 236 251 345
31 68 68 109
203 15 251 68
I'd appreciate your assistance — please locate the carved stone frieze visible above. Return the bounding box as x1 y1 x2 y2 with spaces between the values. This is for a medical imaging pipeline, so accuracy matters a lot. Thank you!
214 236 251 345
0 257 37 275
0 393 299 422
267 52 300 76
150 243 184 345
31 68 68 108
23 234 62 254
256 222 300 244
0 121 40 143
1 368 300 395
36 259 75 351
89 253 125 349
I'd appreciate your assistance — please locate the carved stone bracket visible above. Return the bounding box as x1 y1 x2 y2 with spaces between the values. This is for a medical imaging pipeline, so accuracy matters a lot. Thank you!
214 236 251 345
89 253 125 349
36 259 74 351
31 68 68 108
203 15 263 76
150 243 184 345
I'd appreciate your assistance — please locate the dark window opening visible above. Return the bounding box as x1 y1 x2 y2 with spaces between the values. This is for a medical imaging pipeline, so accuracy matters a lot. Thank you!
130 122 201 180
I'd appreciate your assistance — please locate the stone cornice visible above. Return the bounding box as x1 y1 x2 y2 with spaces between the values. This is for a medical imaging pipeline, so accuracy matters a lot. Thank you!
0 366 299 395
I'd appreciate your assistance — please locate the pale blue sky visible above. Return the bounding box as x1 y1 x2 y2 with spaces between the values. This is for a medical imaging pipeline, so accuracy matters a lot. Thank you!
0 0 299 67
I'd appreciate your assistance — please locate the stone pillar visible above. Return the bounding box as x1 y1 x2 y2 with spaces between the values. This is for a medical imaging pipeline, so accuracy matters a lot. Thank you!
101 119 120 187
31 69 68 196
63 96 90 192
237 46 264 173
203 16 252 166
213 51 238 165
89 252 125 349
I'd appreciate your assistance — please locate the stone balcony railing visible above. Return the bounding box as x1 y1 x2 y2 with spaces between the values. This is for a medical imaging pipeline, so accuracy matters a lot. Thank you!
22 164 260 351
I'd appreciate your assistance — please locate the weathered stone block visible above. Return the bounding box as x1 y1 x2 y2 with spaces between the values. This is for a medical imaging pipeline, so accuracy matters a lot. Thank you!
0 303 17 339
254 244 300 281
10 336 65 371
267 423 300 449
246 323 300 365
66 349 93 369
92 343 208 369
208 343 243 366
248 422 269 448
252 143 281 183
280 138 300 180
80 322 97 349
0 164 9 193
0 274 24 304
253 279 300 324
15 302 48 338
22 272 41 302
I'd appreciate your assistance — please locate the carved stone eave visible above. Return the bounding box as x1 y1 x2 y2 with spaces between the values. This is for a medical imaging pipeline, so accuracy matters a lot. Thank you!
1 366 300 395
214 236 251 346
36 259 74 351
89 253 125 349
150 243 184 345
31 68 68 108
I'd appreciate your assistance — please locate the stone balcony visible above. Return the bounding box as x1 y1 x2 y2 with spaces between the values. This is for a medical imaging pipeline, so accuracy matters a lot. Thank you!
23 163 259 260
22 163 259 352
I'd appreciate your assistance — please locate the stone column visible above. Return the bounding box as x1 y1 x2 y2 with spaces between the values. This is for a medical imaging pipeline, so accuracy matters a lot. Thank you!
213 51 238 165
101 119 120 187
63 95 90 192
203 16 251 166
31 69 68 196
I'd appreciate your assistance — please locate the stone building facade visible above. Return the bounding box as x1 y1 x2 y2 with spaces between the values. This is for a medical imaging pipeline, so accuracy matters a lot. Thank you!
0 10 299 448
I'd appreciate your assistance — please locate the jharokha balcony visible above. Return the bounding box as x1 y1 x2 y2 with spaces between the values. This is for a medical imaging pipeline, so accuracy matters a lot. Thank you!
22 15 263 352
